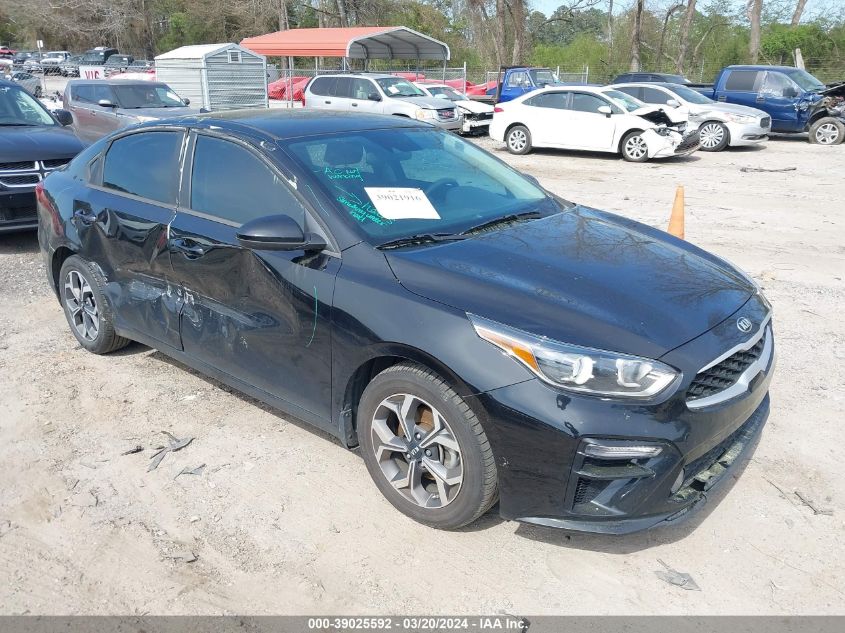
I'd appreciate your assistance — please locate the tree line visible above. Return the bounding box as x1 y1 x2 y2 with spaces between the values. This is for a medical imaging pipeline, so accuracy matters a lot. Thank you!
2 0 844 81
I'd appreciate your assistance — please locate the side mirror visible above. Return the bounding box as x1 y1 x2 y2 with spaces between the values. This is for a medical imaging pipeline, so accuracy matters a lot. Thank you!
666 99 680 108
598 105 612 117
97 99 116 108
367 93 381 102
54 109 73 126
182 98 190 106
782 86 798 98
236 214 326 252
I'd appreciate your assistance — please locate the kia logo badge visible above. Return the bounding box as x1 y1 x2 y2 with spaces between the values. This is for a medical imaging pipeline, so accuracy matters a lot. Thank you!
736 317 753 333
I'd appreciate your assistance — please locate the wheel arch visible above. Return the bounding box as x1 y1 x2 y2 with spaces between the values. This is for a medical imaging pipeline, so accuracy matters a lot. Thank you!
338 346 476 448
50 246 77 299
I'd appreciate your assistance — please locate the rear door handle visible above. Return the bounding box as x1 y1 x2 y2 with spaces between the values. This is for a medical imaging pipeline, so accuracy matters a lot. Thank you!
324 100 331 104
756 96 765 103
72 207 97 224
351 102 358 107
170 238 206 258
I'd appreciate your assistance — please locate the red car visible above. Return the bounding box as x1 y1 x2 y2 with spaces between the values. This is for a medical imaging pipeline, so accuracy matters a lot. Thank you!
0 46 17 56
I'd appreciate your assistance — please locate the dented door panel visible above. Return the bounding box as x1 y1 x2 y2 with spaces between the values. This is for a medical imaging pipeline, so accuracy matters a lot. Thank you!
76 186 182 348
168 212 339 423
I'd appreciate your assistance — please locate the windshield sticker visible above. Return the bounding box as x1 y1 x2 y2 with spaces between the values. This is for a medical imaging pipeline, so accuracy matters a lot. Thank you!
387 85 400 94
364 187 441 220
325 166 363 181
335 189 393 226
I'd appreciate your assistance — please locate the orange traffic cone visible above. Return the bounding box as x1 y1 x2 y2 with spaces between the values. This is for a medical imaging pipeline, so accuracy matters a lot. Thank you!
668 186 685 239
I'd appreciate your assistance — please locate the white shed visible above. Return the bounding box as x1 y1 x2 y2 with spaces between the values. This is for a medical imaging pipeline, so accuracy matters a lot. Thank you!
154 43 268 111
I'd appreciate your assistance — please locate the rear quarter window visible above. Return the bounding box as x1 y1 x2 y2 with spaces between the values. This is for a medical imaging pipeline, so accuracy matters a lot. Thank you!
309 76 337 97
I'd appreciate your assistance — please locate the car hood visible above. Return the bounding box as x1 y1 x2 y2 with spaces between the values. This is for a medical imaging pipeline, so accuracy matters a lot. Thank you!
632 105 687 126
385 206 754 359
116 106 202 118
453 100 494 114
397 96 459 110
691 102 767 118
0 125 85 162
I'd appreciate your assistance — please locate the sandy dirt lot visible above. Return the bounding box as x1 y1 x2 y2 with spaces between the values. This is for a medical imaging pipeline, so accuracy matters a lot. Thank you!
1 132 843 616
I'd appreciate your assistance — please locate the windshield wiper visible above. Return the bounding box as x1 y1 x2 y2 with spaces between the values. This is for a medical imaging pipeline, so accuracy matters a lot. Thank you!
377 233 466 250
461 210 543 236
0 122 37 126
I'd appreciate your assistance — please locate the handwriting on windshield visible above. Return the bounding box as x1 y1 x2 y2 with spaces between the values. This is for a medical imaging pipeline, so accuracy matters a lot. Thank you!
325 166 363 181
335 188 393 226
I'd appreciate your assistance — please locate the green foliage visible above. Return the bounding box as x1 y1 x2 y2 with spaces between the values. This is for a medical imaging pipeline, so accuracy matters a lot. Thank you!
529 34 607 72
761 24 832 63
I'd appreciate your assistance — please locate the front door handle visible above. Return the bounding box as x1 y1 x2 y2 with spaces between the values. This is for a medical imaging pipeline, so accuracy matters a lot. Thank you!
324 100 331 104
170 238 206 258
351 102 358 107
756 96 765 103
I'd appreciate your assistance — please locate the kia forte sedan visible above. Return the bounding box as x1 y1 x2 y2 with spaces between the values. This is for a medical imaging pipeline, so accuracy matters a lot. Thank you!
37 110 774 532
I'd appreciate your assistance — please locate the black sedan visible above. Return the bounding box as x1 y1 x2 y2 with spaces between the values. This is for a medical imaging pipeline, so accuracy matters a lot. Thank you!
37 110 774 532
0 79 81 233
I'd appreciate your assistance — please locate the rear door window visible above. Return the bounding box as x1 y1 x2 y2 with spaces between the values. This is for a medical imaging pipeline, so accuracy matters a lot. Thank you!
334 77 353 98
616 86 643 100
641 87 672 104
102 131 183 204
724 70 761 92
526 91 568 109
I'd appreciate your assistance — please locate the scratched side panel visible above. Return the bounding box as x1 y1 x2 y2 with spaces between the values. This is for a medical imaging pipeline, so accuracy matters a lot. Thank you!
169 214 339 426
77 187 181 348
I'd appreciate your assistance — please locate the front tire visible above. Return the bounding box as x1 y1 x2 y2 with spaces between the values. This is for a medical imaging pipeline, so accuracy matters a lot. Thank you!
698 121 730 151
809 117 844 145
59 255 130 354
505 125 532 155
621 130 650 162
358 363 498 529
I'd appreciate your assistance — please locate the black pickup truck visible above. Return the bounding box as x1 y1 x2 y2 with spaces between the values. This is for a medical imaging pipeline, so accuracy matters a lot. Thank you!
0 79 83 233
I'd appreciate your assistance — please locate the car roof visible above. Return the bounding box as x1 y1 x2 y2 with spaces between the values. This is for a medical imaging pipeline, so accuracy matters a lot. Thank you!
145 108 428 140
725 64 797 72
313 73 401 80
67 79 165 87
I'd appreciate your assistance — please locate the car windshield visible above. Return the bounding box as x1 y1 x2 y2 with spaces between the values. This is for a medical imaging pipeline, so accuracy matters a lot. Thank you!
661 74 688 83
82 52 106 63
667 83 714 104
0 85 56 126
111 84 185 108
429 86 465 101
784 69 825 92
282 127 556 244
530 69 558 86
376 78 424 97
602 89 644 112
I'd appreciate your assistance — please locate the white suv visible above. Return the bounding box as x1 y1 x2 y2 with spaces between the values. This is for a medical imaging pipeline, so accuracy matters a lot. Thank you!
303 73 462 131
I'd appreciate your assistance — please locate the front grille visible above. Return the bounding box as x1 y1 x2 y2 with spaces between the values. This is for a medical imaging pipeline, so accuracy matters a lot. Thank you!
675 131 700 153
0 174 40 187
760 116 771 128
687 334 766 401
0 161 36 171
573 477 610 505
437 108 457 120
42 159 69 169
470 112 493 121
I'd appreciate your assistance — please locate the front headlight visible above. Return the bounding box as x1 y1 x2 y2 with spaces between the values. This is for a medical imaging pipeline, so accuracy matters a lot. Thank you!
723 113 757 124
414 108 436 121
469 314 678 399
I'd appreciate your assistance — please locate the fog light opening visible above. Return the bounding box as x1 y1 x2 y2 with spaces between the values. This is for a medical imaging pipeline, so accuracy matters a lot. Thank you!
583 444 663 459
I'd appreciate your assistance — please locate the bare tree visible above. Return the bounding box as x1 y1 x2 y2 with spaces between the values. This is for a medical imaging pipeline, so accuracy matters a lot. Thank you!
657 2 684 71
747 0 763 63
791 0 809 25
675 0 696 73
630 0 644 71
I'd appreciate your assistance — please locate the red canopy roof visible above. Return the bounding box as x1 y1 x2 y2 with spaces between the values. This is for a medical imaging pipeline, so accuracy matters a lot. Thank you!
240 26 450 60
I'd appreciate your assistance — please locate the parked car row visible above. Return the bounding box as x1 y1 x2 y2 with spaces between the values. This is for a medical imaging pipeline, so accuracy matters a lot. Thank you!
6 46 152 78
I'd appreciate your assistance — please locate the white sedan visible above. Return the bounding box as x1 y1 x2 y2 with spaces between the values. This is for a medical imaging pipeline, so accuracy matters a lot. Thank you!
415 83 495 135
489 85 699 162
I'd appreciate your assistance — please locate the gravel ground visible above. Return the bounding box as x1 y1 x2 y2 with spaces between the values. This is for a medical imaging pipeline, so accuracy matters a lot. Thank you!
0 131 843 616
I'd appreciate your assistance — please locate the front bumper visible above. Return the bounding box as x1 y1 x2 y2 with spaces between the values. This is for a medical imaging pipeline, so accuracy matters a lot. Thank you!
469 295 774 534
725 120 770 146
649 129 700 158
0 189 38 233
461 115 493 135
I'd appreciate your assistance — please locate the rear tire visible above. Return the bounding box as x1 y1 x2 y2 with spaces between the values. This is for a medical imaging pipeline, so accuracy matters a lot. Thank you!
809 117 844 145
357 362 498 529
698 121 730 151
621 130 650 162
59 255 130 355
505 125 532 155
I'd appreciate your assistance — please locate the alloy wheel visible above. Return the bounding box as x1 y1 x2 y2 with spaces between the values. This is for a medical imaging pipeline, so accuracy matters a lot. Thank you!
508 129 527 152
370 393 464 509
63 270 100 341
815 122 840 145
699 123 725 149
624 135 648 160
